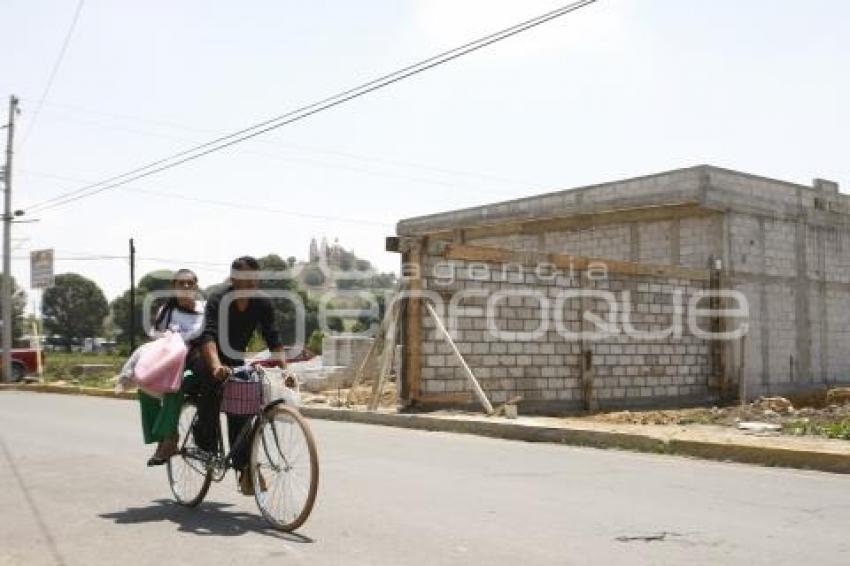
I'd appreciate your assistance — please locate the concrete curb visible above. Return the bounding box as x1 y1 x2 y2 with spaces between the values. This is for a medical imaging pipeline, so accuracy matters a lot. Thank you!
299 406 850 474
0 382 137 400
2 383 848 474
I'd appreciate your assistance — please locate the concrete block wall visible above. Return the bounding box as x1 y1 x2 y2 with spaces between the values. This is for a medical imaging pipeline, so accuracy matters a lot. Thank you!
466 216 721 270
726 211 850 396
398 165 850 402
322 335 373 368
417 252 713 410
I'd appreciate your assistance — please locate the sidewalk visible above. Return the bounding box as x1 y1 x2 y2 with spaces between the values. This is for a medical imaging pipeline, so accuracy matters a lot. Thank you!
3 382 849 474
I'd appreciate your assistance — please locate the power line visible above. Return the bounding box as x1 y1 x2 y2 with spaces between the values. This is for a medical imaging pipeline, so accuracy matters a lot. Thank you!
22 111 523 198
11 250 230 267
24 0 597 213
19 0 85 148
18 97 538 190
20 169 394 227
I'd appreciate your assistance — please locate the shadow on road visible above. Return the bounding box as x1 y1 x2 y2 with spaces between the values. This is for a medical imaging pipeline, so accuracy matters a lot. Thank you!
99 499 314 543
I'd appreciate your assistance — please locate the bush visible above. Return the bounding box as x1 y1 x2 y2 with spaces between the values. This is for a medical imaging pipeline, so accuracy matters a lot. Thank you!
307 330 324 355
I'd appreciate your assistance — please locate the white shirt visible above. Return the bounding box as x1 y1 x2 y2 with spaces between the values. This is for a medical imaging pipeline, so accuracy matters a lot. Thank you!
154 301 205 343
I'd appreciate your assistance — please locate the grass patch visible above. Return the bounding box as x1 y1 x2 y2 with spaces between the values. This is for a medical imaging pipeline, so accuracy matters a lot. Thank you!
782 419 850 440
43 351 124 389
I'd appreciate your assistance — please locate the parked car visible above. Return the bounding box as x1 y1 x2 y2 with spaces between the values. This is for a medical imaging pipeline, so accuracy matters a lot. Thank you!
1 348 45 381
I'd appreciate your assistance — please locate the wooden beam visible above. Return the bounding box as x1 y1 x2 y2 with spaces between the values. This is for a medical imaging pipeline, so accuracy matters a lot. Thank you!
427 201 716 241
368 299 401 411
444 244 711 281
425 302 494 415
579 271 598 412
404 240 424 403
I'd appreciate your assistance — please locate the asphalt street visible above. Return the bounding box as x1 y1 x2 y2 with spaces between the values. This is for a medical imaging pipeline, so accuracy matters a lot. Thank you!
1 391 849 566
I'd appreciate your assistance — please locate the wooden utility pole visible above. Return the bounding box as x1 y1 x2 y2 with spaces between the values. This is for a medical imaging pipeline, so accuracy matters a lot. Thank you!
2 96 19 382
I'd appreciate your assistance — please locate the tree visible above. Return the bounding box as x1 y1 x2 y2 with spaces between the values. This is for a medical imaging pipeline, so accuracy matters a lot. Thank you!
42 273 108 350
257 254 319 346
110 269 174 345
307 330 324 354
326 316 344 333
303 265 325 287
0 274 27 342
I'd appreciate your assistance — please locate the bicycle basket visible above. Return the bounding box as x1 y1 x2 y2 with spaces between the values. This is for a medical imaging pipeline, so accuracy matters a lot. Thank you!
222 375 263 415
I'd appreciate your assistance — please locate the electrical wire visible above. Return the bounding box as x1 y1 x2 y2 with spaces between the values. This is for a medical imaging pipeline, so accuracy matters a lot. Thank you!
19 0 85 148
24 0 597 213
18 97 537 189
20 169 394 227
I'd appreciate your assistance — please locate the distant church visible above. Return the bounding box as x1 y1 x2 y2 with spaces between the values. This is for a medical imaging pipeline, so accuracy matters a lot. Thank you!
308 236 348 270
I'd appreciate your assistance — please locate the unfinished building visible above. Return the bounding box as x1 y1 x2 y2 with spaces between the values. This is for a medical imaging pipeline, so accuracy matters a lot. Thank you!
390 165 849 413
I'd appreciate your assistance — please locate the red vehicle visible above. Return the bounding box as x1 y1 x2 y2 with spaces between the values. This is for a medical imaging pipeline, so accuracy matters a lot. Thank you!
248 346 315 368
2 348 44 381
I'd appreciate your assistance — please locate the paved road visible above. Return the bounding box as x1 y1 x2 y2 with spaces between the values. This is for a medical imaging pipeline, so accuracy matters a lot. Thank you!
1 392 849 566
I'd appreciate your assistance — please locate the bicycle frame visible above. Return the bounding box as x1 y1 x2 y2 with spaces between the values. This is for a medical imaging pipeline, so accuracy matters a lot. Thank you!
179 380 290 482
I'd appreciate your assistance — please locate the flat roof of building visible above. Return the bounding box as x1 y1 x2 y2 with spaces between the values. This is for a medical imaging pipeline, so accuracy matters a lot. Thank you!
397 164 843 236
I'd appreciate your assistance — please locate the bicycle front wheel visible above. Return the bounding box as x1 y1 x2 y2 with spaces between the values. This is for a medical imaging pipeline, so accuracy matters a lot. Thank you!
167 401 212 507
251 403 319 531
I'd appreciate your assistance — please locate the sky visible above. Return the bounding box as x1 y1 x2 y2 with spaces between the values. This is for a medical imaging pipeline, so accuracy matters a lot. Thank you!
2 0 849 305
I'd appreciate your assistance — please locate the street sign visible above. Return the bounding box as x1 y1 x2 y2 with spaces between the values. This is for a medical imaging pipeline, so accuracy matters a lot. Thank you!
30 249 54 289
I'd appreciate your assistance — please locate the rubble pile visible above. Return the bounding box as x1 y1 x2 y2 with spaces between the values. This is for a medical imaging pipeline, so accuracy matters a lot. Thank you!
592 388 850 440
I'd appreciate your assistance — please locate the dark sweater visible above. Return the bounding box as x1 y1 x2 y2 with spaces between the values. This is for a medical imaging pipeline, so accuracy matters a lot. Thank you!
199 285 283 366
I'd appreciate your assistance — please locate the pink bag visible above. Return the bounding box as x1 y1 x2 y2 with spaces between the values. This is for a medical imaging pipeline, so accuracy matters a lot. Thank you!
134 332 188 394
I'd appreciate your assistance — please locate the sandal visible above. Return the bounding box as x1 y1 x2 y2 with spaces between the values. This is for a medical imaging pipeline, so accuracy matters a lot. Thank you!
146 436 179 467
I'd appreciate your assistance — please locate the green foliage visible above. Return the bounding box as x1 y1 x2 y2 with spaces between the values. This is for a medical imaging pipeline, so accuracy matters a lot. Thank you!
326 316 344 333
245 330 266 353
109 269 176 344
336 271 397 290
303 265 325 287
257 254 320 346
44 351 123 388
783 419 850 440
42 274 109 349
307 330 324 354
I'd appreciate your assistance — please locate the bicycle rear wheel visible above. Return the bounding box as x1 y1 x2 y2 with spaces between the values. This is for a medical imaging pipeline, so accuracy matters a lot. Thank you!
251 403 319 531
167 401 212 507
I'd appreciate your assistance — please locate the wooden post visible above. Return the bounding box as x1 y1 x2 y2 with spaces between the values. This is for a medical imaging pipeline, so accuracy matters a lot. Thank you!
403 240 424 404
345 332 380 406
579 270 598 411
738 334 747 406
368 299 401 411
425 302 494 415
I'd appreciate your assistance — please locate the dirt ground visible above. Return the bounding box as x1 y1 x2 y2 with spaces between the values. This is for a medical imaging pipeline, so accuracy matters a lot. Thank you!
302 381 399 409
302 381 850 440
591 391 850 440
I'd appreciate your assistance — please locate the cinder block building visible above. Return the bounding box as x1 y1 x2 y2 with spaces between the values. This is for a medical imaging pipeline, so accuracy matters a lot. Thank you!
391 165 849 413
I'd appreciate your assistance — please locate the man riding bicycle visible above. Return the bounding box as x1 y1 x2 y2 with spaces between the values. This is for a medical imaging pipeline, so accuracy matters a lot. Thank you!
191 256 288 495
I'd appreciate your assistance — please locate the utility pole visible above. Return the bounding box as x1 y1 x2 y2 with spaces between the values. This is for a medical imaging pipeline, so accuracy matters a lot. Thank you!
129 238 136 352
2 96 19 382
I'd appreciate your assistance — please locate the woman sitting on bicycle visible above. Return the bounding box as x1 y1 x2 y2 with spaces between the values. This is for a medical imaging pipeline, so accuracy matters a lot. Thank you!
118 268 205 466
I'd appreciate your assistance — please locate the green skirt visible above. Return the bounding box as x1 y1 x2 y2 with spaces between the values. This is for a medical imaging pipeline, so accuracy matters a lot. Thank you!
138 390 184 444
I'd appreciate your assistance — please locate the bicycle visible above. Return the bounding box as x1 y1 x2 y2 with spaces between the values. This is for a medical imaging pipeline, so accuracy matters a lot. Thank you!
166 365 319 532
